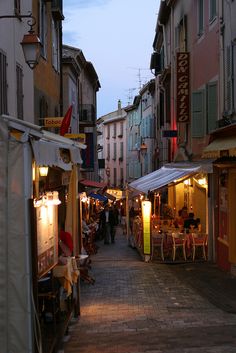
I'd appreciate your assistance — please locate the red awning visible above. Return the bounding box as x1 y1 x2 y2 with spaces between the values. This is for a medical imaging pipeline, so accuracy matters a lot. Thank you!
79 179 107 188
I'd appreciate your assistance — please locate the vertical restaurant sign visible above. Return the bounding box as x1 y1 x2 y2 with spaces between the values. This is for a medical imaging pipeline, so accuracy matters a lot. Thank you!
176 52 190 123
141 200 151 255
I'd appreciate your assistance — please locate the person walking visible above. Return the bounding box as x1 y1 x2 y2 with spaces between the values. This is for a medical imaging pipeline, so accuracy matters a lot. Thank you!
100 204 116 244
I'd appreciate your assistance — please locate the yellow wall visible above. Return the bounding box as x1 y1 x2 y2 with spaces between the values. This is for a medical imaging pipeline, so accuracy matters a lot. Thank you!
228 169 236 263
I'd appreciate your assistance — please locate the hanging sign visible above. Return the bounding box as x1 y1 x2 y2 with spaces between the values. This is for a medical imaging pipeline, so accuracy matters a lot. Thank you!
176 52 190 123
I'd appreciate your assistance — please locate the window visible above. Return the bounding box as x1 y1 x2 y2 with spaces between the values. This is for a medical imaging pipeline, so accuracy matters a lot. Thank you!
207 82 218 133
191 89 206 137
175 16 187 52
120 142 123 159
113 142 117 160
52 19 60 72
226 45 233 113
113 123 116 137
107 125 110 139
16 63 23 119
39 0 47 58
113 168 117 186
107 143 110 160
14 0 21 15
118 122 123 137
120 168 123 185
0 51 8 115
209 0 217 22
198 0 204 36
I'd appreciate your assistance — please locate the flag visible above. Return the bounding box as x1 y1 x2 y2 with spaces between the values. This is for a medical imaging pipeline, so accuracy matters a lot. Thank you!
60 105 73 136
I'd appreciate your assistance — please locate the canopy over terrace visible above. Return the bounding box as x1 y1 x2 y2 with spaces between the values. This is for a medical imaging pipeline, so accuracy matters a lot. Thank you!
129 165 202 194
0 115 86 353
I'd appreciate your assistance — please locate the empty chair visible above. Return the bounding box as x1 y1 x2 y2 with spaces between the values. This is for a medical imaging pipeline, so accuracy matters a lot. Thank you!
171 232 186 261
191 233 208 261
152 233 164 261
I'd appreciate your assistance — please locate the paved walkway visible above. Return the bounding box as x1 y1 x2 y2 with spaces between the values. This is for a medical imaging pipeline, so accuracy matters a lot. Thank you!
63 226 236 353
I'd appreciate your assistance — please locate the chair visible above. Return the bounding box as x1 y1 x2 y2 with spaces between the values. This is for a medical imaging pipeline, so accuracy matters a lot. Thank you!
171 232 186 261
152 232 164 261
191 232 208 261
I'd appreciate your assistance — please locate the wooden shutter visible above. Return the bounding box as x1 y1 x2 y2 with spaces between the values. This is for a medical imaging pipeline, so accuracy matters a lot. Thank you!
191 90 205 137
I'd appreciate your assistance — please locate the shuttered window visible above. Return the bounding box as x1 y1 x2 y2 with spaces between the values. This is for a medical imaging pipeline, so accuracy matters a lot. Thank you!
207 82 217 133
113 168 117 186
134 162 141 178
191 90 205 137
16 63 23 120
198 0 204 36
209 0 217 22
0 51 7 115
226 45 232 113
120 142 123 159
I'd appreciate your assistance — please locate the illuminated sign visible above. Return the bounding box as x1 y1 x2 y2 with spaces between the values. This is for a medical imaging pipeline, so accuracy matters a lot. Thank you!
141 200 151 255
176 52 190 123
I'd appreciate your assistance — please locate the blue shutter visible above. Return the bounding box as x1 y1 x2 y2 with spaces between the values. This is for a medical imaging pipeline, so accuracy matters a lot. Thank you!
191 90 205 137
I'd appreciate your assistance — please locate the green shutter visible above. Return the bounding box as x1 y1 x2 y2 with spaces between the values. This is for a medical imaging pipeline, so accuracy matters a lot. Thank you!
191 90 205 137
207 82 217 133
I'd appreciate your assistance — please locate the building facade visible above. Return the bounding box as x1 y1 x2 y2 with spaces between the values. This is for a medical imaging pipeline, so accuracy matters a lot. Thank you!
98 100 127 189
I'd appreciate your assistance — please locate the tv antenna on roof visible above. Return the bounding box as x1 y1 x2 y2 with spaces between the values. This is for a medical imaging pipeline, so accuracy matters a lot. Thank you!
126 87 138 105
128 67 151 89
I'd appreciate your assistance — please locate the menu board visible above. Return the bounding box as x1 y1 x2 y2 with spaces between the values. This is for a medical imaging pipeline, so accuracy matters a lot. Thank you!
36 204 58 278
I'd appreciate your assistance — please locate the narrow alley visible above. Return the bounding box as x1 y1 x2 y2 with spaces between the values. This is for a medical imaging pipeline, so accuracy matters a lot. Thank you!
63 226 236 353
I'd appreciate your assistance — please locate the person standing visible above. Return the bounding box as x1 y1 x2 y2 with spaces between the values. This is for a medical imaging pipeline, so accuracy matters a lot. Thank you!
100 205 116 244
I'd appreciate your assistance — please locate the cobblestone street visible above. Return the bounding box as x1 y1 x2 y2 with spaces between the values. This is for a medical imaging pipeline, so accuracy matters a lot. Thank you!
63 226 236 353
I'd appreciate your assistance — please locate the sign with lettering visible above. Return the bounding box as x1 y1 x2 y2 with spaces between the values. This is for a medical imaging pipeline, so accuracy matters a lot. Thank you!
162 130 178 138
176 52 190 123
44 117 63 127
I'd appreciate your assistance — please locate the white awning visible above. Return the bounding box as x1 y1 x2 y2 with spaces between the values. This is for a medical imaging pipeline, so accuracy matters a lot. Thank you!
2 114 86 170
202 136 236 158
129 165 201 193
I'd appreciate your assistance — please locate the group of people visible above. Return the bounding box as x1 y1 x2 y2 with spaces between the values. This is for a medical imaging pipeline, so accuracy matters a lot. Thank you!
173 207 200 232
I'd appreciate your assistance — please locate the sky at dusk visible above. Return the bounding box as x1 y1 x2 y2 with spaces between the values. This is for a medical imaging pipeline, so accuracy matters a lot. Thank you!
63 0 160 118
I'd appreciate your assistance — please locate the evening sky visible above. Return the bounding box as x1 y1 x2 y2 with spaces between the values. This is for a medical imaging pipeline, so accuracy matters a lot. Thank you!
63 0 160 117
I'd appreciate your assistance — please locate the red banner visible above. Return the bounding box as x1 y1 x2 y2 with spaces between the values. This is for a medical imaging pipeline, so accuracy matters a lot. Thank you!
176 52 190 123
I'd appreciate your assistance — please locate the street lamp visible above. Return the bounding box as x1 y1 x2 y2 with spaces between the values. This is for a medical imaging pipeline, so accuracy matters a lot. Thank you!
0 13 41 69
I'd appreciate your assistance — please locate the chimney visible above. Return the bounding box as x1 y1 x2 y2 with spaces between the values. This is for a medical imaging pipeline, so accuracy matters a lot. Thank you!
118 99 121 113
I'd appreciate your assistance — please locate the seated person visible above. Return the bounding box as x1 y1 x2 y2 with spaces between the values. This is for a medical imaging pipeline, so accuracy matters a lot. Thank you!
173 209 184 229
184 212 198 231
